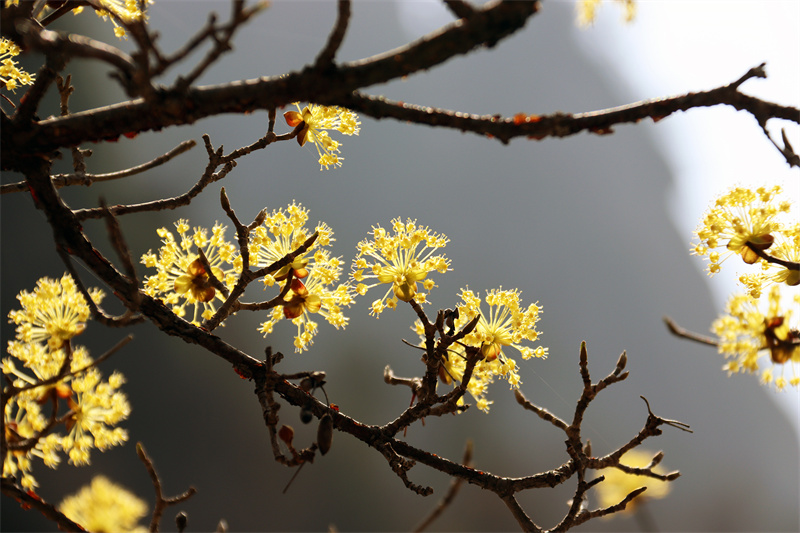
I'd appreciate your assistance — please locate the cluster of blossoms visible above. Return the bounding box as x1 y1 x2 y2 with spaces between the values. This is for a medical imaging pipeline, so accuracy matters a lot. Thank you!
252 202 354 352
4 0 151 40
59 475 147 532
352 219 546 412
141 205 354 352
71 0 151 39
2 275 131 489
0 37 34 91
415 288 548 412
142 213 547 408
352 218 450 316
576 0 636 26
141 219 241 325
692 185 800 389
592 449 671 513
284 103 361 170
713 286 800 390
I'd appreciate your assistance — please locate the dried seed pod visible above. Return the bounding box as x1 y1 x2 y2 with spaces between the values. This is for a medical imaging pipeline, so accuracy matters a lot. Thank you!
317 413 333 455
278 424 294 445
300 404 314 424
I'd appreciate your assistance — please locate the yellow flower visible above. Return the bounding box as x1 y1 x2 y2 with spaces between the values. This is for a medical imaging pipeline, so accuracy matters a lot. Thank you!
739 222 800 298
576 0 636 27
692 185 790 275
259 250 354 352
284 103 360 170
252 201 334 283
456 287 547 362
59 476 148 532
2 378 62 489
0 38 35 91
352 218 449 316
141 219 240 325
7 274 104 351
713 286 800 390
82 0 152 39
415 287 547 413
593 450 670 512
61 368 130 465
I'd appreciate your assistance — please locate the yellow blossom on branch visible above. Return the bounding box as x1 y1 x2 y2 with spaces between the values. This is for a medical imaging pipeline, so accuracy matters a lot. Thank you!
692 185 790 276
0 38 35 91
416 287 547 413
141 219 240 325
352 218 449 316
593 449 671 512
251 203 352 352
456 287 547 362
259 249 354 352
252 201 334 284
576 0 636 27
61 368 130 465
71 0 153 39
713 285 800 390
59 476 148 532
2 276 130 486
739 222 800 298
284 103 360 170
7 274 103 351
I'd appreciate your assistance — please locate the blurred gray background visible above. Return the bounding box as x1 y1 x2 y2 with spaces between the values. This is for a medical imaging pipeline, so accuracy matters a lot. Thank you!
2 1 798 531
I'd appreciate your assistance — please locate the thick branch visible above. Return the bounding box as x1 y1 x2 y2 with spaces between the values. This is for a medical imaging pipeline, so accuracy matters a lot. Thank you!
4 1 540 161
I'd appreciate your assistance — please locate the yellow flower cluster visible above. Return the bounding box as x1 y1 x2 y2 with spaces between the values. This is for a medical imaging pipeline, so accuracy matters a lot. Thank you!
576 0 636 27
141 219 241 325
2 275 130 489
422 288 547 412
592 450 670 512
692 185 791 280
253 203 354 352
71 0 153 39
1 38 35 91
691 185 800 390
142 207 353 352
713 286 800 390
284 103 361 170
59 476 148 532
352 218 450 316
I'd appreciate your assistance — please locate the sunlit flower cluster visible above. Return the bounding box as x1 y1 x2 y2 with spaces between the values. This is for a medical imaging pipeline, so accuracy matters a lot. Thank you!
416 287 547 412
352 218 450 316
592 450 670 512
70 0 153 39
8 275 104 350
141 219 240 325
284 103 360 170
59 476 148 532
712 286 800 390
576 0 636 27
690 185 800 390
1 37 35 91
692 185 791 280
251 202 353 352
252 201 334 285
2 275 130 489
738 221 800 298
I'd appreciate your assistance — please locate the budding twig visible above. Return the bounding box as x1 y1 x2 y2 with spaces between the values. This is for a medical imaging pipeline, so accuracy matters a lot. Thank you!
137 442 198 532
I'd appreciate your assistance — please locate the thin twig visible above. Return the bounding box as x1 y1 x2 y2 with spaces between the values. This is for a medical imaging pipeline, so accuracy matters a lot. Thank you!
663 316 718 347
137 442 197 533
314 0 351 68
1 140 197 195
414 440 473 532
